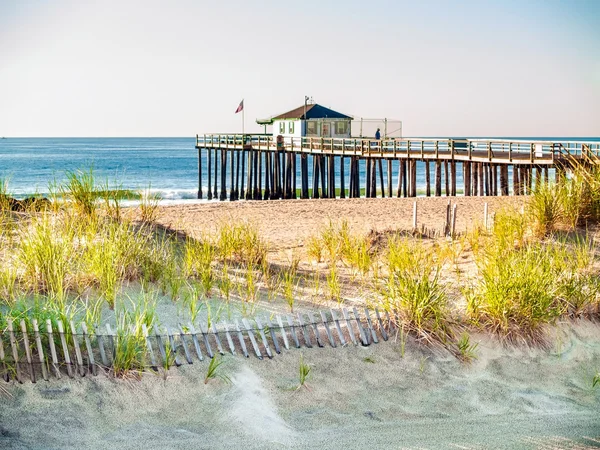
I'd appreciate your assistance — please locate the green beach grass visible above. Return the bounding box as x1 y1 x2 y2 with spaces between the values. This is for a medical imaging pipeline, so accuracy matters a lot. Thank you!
0 165 599 377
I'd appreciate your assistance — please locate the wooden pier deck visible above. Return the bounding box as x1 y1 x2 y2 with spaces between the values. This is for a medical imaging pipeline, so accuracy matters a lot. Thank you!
195 135 600 201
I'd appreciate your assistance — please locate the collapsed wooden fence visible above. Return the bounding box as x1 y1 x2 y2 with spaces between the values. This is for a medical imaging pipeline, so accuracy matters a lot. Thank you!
0 307 393 383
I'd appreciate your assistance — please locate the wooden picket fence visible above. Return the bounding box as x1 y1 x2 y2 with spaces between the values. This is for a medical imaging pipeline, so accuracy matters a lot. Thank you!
0 307 393 383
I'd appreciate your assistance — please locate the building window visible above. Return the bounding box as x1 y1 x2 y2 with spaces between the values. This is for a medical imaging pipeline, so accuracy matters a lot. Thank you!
306 121 318 136
279 122 285 134
335 121 348 135
322 122 330 137
289 121 295 134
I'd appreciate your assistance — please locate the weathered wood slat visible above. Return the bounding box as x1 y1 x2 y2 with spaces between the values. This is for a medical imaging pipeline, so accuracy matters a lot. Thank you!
375 308 389 341
265 316 281 354
32 319 49 381
210 323 225 355
199 323 214 359
70 321 85 376
286 315 301 348
105 323 116 361
363 308 379 344
353 307 370 346
241 318 262 359
320 311 336 348
307 312 324 348
342 308 358 345
80 322 97 376
153 324 167 366
20 320 36 383
296 313 312 348
177 325 193 364
46 320 61 379
142 324 158 370
330 309 346 346
165 326 182 367
385 310 395 333
57 321 74 378
188 323 204 361
234 319 249 358
0 308 396 382
0 330 8 382
7 320 22 383
276 315 290 350
254 318 273 359
96 325 109 367
221 321 236 356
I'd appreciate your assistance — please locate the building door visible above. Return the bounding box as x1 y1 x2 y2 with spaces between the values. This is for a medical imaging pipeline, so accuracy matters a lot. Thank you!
322 122 331 137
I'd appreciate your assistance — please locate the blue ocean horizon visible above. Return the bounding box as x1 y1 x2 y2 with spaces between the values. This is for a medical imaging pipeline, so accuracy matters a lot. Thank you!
0 137 598 200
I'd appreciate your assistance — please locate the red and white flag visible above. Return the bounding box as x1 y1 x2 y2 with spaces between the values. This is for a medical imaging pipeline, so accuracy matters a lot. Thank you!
235 99 244 114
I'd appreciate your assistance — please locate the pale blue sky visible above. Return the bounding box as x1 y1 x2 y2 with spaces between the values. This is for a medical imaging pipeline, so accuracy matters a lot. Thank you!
1 0 598 137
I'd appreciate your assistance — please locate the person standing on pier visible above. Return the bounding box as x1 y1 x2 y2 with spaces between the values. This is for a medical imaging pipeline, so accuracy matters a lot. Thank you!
375 128 381 140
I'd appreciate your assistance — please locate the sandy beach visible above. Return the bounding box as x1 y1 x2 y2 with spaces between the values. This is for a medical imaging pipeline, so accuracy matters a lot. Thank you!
154 196 525 255
0 197 599 449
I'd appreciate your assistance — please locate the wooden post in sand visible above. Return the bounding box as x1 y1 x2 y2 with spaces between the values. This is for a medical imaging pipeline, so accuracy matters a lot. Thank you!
412 201 417 230
445 201 451 236
451 204 457 239
484 202 489 230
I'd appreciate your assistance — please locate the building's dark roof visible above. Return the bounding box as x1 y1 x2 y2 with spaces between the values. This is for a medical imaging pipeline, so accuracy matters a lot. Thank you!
272 104 352 120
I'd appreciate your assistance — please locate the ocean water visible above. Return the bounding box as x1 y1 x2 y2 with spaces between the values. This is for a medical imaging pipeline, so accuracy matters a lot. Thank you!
0 137 199 199
0 137 598 201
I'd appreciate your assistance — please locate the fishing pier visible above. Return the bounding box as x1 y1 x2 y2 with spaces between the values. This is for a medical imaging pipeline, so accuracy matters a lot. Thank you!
194 134 600 201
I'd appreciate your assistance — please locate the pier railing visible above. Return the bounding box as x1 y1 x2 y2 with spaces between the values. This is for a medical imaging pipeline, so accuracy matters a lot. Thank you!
196 134 600 165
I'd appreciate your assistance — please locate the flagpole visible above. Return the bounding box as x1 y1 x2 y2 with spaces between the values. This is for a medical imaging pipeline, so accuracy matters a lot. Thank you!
242 106 245 137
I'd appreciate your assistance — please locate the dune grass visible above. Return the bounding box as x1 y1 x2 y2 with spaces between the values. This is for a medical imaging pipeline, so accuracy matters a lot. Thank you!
379 237 451 342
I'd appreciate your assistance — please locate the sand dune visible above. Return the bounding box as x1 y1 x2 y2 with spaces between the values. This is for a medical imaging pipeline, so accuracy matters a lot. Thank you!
1 321 599 449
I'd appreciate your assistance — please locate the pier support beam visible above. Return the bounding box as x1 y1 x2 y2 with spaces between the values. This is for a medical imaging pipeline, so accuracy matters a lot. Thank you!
435 161 442 197
451 161 457 196
425 161 431 197
207 148 212 200
197 147 202 199
387 159 392 198
301 154 308 199
444 161 449 196
464 162 471 197
220 149 227 201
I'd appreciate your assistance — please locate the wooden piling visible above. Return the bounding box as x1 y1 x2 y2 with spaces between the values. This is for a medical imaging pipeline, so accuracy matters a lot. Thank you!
206 148 212 200
213 147 218 199
435 161 442 196
425 161 431 197
197 147 202 199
